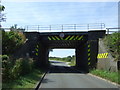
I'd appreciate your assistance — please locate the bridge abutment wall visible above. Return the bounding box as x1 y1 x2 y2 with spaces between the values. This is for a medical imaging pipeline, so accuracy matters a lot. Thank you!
76 43 89 72
88 30 106 69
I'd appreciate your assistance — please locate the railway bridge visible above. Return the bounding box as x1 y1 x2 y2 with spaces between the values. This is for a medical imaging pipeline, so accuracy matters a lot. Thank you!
19 24 106 72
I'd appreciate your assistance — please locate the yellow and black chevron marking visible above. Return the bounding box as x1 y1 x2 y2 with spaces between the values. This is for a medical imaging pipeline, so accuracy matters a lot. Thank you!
35 48 39 52
35 44 39 56
36 45 39 48
48 35 84 40
35 53 38 56
97 53 108 58
88 44 91 65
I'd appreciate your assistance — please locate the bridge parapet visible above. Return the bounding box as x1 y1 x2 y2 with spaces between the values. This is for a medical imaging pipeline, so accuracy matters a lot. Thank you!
25 23 105 32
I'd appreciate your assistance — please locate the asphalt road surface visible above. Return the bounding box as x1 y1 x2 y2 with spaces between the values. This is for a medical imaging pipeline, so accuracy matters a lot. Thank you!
39 60 119 88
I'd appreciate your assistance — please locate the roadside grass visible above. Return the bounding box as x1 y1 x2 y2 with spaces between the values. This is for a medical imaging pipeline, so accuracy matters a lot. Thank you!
2 69 44 89
90 69 119 84
68 60 75 66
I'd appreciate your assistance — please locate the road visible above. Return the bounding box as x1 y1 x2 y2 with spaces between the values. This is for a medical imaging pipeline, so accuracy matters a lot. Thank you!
39 60 119 88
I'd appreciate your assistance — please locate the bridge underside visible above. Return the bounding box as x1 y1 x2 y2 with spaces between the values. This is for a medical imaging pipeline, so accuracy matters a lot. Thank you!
43 40 87 48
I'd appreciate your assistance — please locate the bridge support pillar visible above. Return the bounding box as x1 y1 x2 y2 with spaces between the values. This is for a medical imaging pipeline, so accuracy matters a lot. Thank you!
88 30 106 69
88 40 98 69
38 44 49 68
76 43 88 72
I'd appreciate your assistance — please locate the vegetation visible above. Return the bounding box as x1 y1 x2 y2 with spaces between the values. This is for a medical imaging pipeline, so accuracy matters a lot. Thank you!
2 30 26 55
0 5 5 11
2 30 43 89
90 69 119 84
2 69 44 88
103 32 120 61
1 55 35 83
0 5 6 22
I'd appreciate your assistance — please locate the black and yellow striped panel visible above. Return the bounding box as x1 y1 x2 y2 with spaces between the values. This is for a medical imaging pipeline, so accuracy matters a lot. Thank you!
88 44 91 65
36 45 39 48
48 35 84 40
97 53 108 58
35 48 39 52
35 44 39 56
35 53 38 56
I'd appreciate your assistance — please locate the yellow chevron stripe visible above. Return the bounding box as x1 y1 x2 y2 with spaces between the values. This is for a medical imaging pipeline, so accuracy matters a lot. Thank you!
88 44 90 48
55 36 60 40
65 35 71 40
88 53 90 56
97 53 108 58
88 57 90 61
48 36 52 40
88 62 90 65
69 36 75 40
36 45 39 48
60 37 64 40
97 54 100 58
35 48 38 52
105 53 108 58
74 36 79 40
35 53 38 56
78 35 83 40
88 49 90 52
51 36 56 40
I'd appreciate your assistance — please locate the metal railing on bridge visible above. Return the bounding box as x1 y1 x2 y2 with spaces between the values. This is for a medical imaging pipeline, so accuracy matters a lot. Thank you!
106 28 120 34
25 23 105 32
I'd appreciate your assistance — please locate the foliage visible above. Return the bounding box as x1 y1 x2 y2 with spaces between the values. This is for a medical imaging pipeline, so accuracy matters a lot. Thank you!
2 69 44 89
11 58 23 79
49 55 76 66
2 55 34 83
0 5 5 11
0 5 6 22
2 30 26 55
21 58 34 76
90 69 119 84
10 24 25 32
103 32 120 61
2 55 13 82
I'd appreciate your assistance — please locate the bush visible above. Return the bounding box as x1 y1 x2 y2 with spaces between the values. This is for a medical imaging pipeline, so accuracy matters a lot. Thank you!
11 58 23 79
2 55 12 82
103 33 120 61
2 55 9 61
2 56 34 82
11 58 34 79
21 58 34 75
2 30 26 55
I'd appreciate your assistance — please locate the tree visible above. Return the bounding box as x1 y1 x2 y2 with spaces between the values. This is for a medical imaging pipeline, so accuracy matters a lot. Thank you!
0 5 6 22
0 5 5 11
10 24 25 32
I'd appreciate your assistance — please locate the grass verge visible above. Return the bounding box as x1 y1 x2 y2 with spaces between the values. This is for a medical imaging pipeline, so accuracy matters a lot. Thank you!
68 60 75 66
2 69 44 89
90 69 119 84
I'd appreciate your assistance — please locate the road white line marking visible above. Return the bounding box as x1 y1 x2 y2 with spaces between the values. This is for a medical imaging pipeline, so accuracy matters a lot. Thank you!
88 73 120 87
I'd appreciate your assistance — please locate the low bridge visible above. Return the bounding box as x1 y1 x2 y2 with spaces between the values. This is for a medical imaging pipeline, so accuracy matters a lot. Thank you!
17 24 106 72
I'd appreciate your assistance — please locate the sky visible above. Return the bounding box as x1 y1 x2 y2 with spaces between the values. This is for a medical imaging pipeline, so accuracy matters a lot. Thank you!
1 0 119 57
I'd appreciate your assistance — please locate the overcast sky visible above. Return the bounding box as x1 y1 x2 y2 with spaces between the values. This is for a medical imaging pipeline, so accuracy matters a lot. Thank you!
1 1 119 57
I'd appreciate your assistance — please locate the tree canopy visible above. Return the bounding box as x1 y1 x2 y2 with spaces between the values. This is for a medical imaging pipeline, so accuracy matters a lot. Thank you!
0 5 5 11
0 5 6 22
